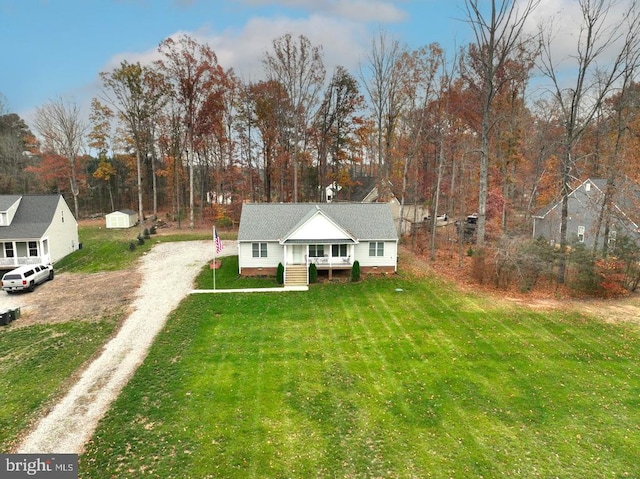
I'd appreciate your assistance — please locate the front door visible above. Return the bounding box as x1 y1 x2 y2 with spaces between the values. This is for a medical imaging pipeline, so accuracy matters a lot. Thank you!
292 245 305 264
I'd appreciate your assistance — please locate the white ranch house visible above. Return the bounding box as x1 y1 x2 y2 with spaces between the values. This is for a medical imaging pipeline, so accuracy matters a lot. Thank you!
237 203 398 286
0 194 79 270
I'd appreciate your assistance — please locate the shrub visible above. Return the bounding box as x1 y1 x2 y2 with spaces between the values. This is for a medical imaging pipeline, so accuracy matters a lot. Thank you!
150 225 157 235
611 235 640 292
129 241 136 251
137 234 145 246
276 263 284 284
216 216 233 228
493 236 558 292
567 243 598 295
309 263 318 283
351 260 361 282
143 228 151 239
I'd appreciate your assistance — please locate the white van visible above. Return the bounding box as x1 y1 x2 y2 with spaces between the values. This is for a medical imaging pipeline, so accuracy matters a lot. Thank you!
1 264 54 293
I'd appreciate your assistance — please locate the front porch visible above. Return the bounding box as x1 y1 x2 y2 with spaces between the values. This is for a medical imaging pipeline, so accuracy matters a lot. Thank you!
0 239 50 270
283 242 354 285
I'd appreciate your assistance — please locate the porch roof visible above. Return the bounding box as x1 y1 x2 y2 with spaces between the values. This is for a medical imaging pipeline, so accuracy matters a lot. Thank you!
284 238 356 244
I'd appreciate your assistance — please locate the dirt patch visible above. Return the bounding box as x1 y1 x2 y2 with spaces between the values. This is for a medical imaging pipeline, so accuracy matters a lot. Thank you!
1 270 141 327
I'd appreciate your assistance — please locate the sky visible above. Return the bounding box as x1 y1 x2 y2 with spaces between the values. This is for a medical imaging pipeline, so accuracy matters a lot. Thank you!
0 0 633 127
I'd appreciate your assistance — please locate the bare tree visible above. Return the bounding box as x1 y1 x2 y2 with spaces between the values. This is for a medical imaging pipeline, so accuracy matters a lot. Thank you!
263 33 325 202
156 35 225 228
33 98 87 218
462 0 540 247
360 29 407 199
538 0 640 282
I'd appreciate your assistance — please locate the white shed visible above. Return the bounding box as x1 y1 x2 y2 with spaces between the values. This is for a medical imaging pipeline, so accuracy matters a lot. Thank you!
105 209 138 229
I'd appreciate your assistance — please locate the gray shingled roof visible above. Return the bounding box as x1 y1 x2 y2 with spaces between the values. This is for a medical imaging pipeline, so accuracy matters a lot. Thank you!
238 203 398 242
0 195 64 240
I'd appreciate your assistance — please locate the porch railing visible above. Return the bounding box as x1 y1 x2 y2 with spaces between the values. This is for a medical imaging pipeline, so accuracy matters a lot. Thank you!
0 256 46 269
307 256 352 268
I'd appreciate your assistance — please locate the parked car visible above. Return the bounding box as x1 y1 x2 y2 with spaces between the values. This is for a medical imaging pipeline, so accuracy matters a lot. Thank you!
1 264 54 293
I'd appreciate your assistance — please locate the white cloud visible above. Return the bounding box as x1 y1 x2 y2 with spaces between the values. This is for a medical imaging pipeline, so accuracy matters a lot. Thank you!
99 14 368 85
526 0 636 67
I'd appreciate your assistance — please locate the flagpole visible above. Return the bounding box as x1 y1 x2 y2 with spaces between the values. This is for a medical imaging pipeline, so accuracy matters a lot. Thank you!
213 226 216 290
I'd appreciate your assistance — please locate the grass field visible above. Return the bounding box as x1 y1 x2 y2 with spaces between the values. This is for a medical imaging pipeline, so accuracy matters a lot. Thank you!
0 319 119 452
0 223 220 452
79 257 640 478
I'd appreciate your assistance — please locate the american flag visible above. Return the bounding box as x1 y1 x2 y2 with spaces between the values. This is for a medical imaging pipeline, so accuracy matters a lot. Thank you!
214 227 224 254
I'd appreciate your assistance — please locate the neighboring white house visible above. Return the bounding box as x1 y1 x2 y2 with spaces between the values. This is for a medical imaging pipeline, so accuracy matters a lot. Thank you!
0 194 79 269
105 209 138 229
237 203 398 285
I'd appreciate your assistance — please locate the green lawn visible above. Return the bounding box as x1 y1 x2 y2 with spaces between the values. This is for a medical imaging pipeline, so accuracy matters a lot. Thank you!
0 224 219 451
80 258 640 478
0 319 119 452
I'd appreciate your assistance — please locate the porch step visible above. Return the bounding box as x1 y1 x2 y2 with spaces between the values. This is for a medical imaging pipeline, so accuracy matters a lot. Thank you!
285 265 308 286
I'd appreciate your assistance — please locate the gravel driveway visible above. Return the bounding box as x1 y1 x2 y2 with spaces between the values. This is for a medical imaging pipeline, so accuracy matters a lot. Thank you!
15 239 236 454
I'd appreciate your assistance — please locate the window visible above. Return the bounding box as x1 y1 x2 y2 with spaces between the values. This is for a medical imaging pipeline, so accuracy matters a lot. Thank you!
309 245 325 257
369 242 384 256
5 243 14 258
28 241 38 257
332 244 347 257
252 242 267 258
577 225 585 243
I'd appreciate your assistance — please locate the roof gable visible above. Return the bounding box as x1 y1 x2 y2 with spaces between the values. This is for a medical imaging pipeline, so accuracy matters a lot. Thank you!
534 178 606 218
0 195 22 226
283 208 356 243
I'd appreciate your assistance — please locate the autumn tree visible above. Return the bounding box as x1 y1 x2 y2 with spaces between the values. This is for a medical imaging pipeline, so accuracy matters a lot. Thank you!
156 35 226 227
248 79 294 202
314 65 365 200
462 0 540 247
33 98 87 218
538 0 640 283
100 60 167 221
263 33 325 202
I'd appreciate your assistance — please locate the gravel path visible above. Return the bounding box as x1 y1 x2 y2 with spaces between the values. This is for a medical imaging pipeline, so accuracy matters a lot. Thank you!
16 239 236 454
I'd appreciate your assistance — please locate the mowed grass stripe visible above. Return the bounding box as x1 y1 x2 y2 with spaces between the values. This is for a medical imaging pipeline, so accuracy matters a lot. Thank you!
80 265 640 478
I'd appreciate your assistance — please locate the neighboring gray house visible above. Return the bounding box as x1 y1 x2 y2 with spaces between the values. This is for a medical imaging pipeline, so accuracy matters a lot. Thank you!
0 194 80 270
105 209 138 229
237 203 398 285
532 178 640 249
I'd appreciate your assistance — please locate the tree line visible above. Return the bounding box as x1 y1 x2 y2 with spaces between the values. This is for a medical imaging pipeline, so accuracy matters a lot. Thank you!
1 0 640 290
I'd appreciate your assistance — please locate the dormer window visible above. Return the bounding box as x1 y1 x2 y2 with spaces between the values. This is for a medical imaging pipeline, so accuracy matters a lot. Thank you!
585 182 591 192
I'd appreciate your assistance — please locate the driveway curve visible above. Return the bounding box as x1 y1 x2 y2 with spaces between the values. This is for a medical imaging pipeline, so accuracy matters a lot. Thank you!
16 239 236 454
